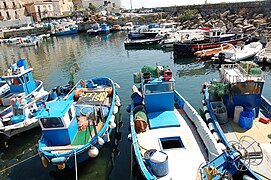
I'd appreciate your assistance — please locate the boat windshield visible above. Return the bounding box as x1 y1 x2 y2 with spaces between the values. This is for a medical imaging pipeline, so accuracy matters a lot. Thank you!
40 117 64 128
144 82 175 94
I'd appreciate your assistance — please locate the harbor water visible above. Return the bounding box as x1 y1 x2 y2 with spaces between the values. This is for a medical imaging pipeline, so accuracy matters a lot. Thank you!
0 32 271 179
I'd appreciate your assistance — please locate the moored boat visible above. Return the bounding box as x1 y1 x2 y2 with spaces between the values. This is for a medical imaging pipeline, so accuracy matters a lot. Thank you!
124 38 162 47
38 77 121 169
0 59 48 146
129 65 259 179
254 42 271 64
173 28 246 57
201 62 271 179
212 41 263 63
54 25 78 36
194 44 231 60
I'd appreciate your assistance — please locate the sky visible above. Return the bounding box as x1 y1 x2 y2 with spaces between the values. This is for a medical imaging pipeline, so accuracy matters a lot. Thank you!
121 0 261 9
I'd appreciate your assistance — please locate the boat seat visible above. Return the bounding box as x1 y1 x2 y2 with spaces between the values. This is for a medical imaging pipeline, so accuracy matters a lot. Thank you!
148 111 180 129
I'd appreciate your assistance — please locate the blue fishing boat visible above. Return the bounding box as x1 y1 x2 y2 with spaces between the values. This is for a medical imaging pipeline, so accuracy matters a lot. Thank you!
0 59 48 146
98 23 110 34
201 61 271 179
54 24 78 36
129 65 259 179
38 77 121 169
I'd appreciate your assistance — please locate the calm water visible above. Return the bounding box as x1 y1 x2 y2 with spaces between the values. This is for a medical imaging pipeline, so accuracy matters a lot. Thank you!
0 32 271 180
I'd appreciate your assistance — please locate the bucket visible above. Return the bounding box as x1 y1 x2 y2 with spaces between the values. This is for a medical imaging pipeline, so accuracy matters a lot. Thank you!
233 106 243 123
149 151 169 177
144 149 157 165
163 70 172 81
239 111 254 129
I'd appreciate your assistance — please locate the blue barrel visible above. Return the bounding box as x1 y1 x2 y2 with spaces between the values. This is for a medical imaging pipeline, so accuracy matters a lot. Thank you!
17 59 27 69
149 151 169 177
239 111 253 129
131 92 143 105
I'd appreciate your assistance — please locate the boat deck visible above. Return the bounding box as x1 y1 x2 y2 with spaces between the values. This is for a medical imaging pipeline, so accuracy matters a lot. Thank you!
136 107 207 179
220 110 271 180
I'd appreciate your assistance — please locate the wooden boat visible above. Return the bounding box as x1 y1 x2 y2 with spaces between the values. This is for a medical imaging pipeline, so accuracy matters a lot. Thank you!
194 44 231 60
38 77 121 169
212 42 263 63
129 65 259 179
173 28 246 57
0 59 48 146
254 42 271 64
201 62 271 179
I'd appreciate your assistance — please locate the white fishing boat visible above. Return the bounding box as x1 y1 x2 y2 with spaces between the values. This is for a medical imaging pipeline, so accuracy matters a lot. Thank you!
213 41 263 63
254 42 271 64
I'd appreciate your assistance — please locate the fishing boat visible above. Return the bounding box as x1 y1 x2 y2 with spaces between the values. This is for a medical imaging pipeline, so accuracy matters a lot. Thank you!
0 78 10 97
254 42 271 64
110 24 122 32
98 23 110 34
201 61 271 179
194 44 231 60
212 41 263 63
124 38 162 47
173 28 246 57
129 65 259 179
0 59 48 146
54 24 78 36
38 77 121 169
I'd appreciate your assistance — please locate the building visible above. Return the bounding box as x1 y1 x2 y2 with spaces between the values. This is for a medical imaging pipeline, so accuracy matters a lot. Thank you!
0 0 25 21
24 0 74 21
81 0 122 12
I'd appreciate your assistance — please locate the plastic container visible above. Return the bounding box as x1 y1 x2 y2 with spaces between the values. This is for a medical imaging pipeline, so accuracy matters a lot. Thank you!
211 102 228 124
239 111 254 129
245 106 256 119
149 151 169 177
233 106 244 123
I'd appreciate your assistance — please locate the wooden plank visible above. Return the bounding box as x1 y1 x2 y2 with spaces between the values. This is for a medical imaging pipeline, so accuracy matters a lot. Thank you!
41 145 83 151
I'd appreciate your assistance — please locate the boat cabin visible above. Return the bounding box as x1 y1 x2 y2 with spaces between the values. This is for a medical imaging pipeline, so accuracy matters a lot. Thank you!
203 28 236 43
38 100 78 146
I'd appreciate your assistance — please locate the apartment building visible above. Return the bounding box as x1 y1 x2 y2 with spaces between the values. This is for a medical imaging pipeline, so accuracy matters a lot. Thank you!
0 0 25 21
81 0 122 11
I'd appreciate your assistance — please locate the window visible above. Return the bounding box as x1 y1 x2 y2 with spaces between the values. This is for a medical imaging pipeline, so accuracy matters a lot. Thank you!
41 117 64 128
6 11 10 19
68 109 73 121
3 2 7 8
48 5 51 10
113 3 115 7
25 74 30 82
12 2 16 8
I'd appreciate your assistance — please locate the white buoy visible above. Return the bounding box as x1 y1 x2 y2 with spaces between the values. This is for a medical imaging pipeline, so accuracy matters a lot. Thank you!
127 133 132 141
105 131 110 142
57 163 66 170
98 136 105 145
88 146 99 158
109 121 116 129
115 95 121 107
113 106 118 114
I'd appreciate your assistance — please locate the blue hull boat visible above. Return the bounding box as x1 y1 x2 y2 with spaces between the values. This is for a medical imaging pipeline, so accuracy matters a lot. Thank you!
0 59 48 146
201 62 271 179
38 77 121 169
129 65 259 179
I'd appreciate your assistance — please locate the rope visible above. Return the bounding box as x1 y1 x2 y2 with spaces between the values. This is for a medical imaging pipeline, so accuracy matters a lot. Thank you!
130 144 133 180
74 150 78 180
0 153 39 173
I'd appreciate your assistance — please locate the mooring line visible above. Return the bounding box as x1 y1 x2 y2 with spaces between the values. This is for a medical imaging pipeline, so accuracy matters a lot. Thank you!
0 153 39 173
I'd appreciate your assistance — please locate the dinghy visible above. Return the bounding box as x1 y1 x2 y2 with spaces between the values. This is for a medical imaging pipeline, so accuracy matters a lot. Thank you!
201 61 271 179
38 77 121 169
129 65 260 179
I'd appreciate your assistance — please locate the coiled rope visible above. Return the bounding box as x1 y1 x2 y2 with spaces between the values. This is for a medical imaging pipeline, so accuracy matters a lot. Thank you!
0 153 39 173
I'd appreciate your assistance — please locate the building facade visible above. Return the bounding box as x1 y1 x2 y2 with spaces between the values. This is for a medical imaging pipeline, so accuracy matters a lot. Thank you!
81 0 122 12
24 1 55 21
0 0 25 21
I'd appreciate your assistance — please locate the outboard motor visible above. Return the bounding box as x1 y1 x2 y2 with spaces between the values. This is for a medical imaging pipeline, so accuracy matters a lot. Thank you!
218 52 225 63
